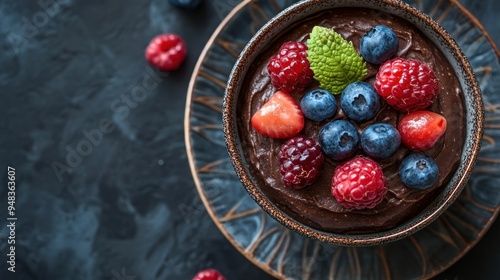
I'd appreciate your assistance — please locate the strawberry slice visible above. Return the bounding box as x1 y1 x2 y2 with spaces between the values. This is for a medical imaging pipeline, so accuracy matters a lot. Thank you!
398 110 447 151
251 90 304 139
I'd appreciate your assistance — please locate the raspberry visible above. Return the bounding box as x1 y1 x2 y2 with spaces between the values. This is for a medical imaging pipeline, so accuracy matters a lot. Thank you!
278 136 324 189
145 34 187 71
267 41 314 95
374 58 439 113
192 269 226 280
332 156 387 209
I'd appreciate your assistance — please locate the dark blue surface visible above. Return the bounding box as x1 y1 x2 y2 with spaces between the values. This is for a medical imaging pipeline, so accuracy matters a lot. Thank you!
0 0 499 279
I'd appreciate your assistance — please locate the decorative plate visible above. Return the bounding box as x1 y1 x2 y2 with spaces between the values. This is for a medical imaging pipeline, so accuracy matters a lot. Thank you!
185 0 500 279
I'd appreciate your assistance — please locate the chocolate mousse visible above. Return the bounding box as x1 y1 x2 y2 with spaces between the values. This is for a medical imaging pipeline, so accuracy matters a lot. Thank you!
237 8 465 234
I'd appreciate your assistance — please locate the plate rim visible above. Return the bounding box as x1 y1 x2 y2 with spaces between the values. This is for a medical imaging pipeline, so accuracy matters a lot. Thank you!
184 0 500 279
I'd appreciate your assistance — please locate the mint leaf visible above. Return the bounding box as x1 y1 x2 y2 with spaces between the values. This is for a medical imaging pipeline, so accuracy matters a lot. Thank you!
306 26 367 94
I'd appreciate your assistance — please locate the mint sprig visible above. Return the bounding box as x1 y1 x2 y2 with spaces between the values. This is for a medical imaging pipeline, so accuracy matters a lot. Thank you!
306 26 367 94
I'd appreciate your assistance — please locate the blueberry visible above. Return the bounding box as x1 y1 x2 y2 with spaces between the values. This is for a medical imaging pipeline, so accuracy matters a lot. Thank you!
360 25 399 64
318 120 359 161
300 89 337 122
361 123 401 159
168 0 202 9
399 153 439 189
340 82 380 123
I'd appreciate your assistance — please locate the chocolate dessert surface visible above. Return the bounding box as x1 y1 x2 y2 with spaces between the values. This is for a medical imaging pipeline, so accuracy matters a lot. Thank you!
237 8 465 234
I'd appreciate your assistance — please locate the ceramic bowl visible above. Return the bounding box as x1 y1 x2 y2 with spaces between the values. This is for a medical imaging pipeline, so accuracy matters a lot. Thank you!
222 0 483 246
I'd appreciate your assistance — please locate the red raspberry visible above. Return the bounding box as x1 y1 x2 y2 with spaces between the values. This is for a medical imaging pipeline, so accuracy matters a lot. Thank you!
332 156 387 209
267 41 314 95
374 58 439 113
192 269 226 280
278 136 324 189
145 34 187 71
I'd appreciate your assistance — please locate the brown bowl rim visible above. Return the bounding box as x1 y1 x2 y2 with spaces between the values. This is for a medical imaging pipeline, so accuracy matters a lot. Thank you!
222 0 484 246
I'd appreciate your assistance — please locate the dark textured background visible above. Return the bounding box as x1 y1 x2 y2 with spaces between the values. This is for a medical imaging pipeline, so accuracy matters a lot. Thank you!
0 0 499 279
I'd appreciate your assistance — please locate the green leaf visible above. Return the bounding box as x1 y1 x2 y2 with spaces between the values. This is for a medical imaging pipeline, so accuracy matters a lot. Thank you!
306 26 367 94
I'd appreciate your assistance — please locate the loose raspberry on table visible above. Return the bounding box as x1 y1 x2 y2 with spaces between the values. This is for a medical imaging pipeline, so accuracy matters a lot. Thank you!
332 156 387 209
278 136 324 189
374 58 439 113
192 268 226 280
145 33 187 71
267 41 314 95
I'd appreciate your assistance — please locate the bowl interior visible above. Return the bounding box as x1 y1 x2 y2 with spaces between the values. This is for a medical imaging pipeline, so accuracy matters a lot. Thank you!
223 0 483 246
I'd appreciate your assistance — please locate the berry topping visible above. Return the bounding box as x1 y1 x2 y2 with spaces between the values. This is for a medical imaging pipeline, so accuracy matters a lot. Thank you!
251 90 304 139
278 136 324 189
300 89 337 122
374 58 439 112
192 268 226 280
145 34 187 71
306 26 367 94
360 25 399 64
332 156 387 209
168 0 202 9
361 123 401 159
267 41 314 94
398 110 447 151
399 153 439 189
340 82 380 123
318 120 360 161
